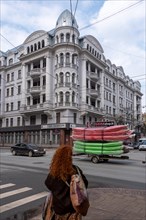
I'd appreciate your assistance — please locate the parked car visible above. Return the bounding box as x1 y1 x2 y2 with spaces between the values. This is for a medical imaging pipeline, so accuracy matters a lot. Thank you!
10 143 46 157
139 140 146 151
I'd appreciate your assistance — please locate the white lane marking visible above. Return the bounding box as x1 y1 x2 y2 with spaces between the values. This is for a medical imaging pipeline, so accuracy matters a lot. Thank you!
0 191 48 213
1 187 32 199
0 183 15 189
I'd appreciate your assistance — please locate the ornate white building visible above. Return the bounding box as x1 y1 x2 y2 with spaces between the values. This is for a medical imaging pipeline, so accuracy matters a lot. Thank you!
0 9 143 146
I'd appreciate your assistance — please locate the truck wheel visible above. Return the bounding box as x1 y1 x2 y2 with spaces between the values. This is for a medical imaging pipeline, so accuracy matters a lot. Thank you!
91 156 99 163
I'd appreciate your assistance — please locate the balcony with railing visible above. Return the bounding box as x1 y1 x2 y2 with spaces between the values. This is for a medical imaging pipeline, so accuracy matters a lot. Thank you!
55 102 78 109
87 71 100 82
87 88 101 98
79 103 102 116
30 86 41 95
30 68 41 78
20 102 53 114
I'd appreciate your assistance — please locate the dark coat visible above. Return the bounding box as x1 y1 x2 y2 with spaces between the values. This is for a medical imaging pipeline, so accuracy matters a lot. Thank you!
44 165 88 215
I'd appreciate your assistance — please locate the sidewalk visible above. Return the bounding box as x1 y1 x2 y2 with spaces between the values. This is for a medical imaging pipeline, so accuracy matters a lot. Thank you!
30 187 146 220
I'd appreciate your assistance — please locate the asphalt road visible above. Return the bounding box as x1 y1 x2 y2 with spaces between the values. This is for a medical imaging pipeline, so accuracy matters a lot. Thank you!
0 148 146 220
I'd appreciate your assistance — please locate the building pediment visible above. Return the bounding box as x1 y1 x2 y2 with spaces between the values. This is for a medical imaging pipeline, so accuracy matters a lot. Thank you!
86 35 104 53
23 30 47 44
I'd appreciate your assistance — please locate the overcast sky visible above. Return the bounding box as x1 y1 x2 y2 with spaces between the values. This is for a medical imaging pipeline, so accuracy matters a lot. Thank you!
1 0 146 112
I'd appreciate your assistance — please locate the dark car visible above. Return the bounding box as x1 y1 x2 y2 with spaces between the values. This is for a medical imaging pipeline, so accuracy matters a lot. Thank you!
10 143 46 157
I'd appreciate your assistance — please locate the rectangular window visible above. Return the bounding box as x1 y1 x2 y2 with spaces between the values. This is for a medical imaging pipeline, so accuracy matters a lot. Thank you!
73 113 77 124
113 83 115 91
106 105 108 114
43 76 46 86
43 58 46 68
43 94 46 102
6 103 9 112
10 118 13 127
83 116 86 125
27 80 31 89
7 74 10 82
113 95 115 104
109 93 111 101
17 117 21 126
56 112 60 123
18 70 21 79
11 102 13 111
11 72 14 81
7 88 9 97
11 87 14 96
18 85 21 94
30 115 36 125
27 97 30 105
18 101 21 110
41 114 47 125
6 118 9 127
106 91 108 100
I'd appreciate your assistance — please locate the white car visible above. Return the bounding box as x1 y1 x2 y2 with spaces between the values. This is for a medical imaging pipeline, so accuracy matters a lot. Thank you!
139 140 146 151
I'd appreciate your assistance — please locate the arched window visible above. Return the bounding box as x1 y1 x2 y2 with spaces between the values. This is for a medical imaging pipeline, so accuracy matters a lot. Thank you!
42 40 45 47
31 45 33 52
60 33 64 43
72 73 75 84
34 43 37 51
9 58 13 65
60 53 64 66
65 92 70 103
27 47 30 53
60 92 63 103
87 44 89 50
38 42 41 49
66 33 70 42
66 53 70 64
65 72 70 83
60 72 64 83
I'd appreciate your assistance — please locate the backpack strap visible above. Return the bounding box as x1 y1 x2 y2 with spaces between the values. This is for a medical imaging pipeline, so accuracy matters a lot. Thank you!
65 181 70 187
75 166 81 176
65 165 80 187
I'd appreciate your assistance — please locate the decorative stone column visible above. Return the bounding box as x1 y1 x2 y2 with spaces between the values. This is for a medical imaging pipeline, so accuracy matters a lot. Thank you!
81 56 86 104
22 64 26 106
45 54 52 103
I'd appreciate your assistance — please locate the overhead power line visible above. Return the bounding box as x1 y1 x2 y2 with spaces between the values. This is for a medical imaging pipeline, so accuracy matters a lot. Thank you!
79 0 144 31
0 0 144 61
0 33 16 48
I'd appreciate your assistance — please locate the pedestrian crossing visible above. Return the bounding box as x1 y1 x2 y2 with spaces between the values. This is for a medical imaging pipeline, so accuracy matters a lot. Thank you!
0 182 48 214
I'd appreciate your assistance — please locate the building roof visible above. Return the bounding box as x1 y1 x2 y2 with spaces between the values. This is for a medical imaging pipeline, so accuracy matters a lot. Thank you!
56 9 78 29
0 50 7 57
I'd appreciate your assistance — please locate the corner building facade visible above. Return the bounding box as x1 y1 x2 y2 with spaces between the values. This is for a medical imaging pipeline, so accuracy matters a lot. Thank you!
0 10 143 146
